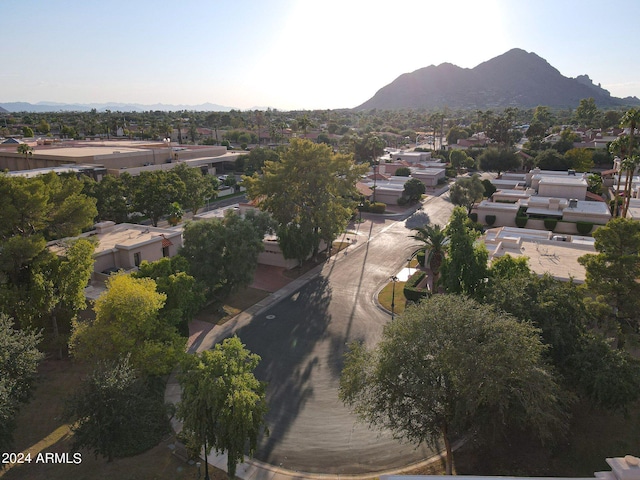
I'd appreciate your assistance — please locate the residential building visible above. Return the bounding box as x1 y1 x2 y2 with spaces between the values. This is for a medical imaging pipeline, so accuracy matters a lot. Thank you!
49 221 183 284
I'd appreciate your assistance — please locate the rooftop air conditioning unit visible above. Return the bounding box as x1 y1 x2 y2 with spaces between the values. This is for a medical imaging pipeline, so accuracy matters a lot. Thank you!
569 198 578 208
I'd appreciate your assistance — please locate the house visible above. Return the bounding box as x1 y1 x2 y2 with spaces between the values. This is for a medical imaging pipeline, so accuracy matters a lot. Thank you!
483 226 595 282
474 196 611 233
49 221 183 284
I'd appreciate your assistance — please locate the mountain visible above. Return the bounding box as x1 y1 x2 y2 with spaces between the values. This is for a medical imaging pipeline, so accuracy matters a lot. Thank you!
356 48 640 110
0 106 8 113
0 101 234 113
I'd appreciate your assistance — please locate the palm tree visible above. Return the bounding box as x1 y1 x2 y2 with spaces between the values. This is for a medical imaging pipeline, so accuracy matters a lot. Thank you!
17 143 33 169
410 224 448 287
609 135 631 216
622 155 640 218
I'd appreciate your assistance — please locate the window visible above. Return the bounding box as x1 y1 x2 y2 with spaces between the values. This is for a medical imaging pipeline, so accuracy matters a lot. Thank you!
162 246 169 257
134 252 141 267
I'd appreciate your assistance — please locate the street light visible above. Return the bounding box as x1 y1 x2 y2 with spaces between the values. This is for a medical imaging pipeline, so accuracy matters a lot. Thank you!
406 257 412 275
390 275 399 320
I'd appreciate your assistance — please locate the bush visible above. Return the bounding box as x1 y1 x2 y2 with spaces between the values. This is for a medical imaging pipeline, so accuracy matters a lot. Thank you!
515 215 528 228
416 251 426 267
397 196 409 206
576 221 593 235
485 214 496 226
403 270 429 302
369 202 386 214
469 212 478 222
544 218 558 231
395 167 411 177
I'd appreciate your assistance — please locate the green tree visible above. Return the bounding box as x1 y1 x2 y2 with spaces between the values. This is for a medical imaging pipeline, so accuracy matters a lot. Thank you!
574 97 600 127
22 126 34 137
535 149 572 171
172 163 217 216
128 170 185 226
440 207 488 296
0 314 44 452
449 150 474 174
446 125 469 146
483 265 640 411
403 178 426 203
339 294 564 475
180 211 268 300
395 166 411 177
65 355 170 462
134 256 205 336
410 224 447 282
178 336 268 479
84 174 129 223
565 148 594 172
29 238 95 358
478 147 520 175
587 173 603 195
244 138 367 260
449 174 484 214
70 273 186 376
578 218 640 332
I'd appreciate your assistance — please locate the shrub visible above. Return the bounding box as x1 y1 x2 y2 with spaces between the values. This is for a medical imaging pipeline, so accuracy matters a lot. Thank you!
403 270 429 302
469 212 478 222
397 196 409 206
576 221 593 235
369 202 386 214
485 214 496 226
515 215 528 228
544 218 558 231
416 251 426 267
395 167 411 177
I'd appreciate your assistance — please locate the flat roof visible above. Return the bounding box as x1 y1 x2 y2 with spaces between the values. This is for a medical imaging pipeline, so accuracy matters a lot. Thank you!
537 176 587 186
32 146 145 158
484 228 595 282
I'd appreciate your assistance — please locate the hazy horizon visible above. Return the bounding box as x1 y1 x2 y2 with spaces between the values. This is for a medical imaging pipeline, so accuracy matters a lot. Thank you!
3 0 640 111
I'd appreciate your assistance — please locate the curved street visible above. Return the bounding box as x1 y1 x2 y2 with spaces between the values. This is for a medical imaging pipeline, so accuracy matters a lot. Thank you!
177 194 454 475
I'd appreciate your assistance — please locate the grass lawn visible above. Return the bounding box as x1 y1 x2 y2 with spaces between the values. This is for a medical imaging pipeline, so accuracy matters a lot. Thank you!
1 359 229 480
378 280 407 315
194 287 271 326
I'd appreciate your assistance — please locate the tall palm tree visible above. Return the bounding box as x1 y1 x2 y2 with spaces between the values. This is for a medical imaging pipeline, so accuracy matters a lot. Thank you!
17 143 33 169
609 135 631 216
622 154 640 217
410 224 448 286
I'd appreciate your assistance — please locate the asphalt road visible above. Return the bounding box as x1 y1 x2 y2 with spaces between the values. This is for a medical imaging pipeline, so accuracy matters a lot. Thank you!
226 195 455 475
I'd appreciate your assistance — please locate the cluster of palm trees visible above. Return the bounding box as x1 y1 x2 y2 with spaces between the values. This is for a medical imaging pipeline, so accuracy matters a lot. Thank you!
611 108 640 218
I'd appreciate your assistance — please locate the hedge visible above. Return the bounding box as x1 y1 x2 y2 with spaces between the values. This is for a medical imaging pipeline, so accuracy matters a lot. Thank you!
485 214 496 226
369 202 386 214
544 218 558 231
416 251 426 267
403 270 429 302
515 215 528 228
576 221 593 235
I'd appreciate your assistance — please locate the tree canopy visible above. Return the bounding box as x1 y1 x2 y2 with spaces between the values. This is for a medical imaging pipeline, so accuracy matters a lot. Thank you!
64 355 170 462
243 138 367 260
0 314 44 452
70 273 186 376
578 218 640 332
448 175 484 214
178 336 268 479
339 294 564 475
478 147 520 174
180 211 270 300
440 207 488 296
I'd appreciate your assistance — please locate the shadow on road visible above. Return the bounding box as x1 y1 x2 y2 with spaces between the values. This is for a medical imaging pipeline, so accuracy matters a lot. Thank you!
231 276 333 461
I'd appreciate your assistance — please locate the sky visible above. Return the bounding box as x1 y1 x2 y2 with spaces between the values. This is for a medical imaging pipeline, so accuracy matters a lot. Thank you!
3 0 640 111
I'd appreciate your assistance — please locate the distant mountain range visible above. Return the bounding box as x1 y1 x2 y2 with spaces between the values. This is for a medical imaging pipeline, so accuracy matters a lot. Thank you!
356 48 640 110
0 101 234 113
